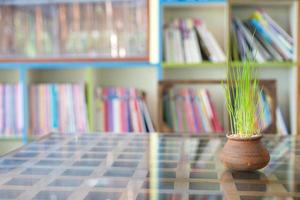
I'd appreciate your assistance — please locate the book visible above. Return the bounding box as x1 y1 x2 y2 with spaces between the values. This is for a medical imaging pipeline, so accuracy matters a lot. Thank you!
0 84 23 137
163 88 223 134
95 87 154 133
194 19 226 62
164 18 225 64
232 9 293 62
276 107 288 135
30 83 88 135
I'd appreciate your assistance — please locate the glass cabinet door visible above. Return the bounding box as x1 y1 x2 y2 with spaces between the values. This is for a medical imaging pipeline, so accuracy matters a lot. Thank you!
0 0 148 60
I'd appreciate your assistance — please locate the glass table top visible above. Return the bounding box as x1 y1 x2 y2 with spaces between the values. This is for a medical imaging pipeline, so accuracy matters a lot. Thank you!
0 133 299 200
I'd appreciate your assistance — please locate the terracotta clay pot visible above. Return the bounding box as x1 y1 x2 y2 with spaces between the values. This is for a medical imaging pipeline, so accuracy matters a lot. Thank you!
219 134 270 171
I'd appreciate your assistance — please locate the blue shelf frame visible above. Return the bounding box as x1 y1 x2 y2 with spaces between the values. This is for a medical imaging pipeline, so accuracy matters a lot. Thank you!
161 0 226 6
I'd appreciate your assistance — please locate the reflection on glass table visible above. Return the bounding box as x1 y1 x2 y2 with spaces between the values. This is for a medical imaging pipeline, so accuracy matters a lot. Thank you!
0 133 299 200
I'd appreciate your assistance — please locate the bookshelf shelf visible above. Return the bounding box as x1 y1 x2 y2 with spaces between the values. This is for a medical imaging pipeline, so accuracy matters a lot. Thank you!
230 61 297 68
230 0 295 6
161 0 226 6
163 62 296 69
0 62 156 70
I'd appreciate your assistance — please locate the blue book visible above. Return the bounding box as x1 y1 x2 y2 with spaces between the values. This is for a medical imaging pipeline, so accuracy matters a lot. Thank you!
249 19 273 44
51 84 58 129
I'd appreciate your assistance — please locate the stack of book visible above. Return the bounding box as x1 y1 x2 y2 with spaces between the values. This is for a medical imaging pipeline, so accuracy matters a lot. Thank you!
163 88 223 133
95 87 154 133
164 18 226 64
0 84 23 136
30 83 88 135
231 10 293 62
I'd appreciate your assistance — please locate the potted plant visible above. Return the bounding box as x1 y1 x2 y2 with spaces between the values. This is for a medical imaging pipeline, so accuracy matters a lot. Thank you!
219 60 270 171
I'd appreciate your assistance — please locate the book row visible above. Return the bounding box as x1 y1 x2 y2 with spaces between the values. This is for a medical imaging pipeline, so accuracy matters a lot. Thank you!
94 87 154 133
0 83 289 136
0 84 23 136
164 18 226 64
0 1 147 58
163 88 224 133
163 9 294 64
231 9 293 62
162 87 288 135
30 84 88 135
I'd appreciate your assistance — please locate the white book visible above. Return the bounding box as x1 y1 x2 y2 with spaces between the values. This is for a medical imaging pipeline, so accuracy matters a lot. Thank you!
206 31 226 62
261 11 293 44
276 107 288 135
195 22 226 62
112 96 121 133
164 22 185 63
235 19 266 63
4 85 11 136
164 27 173 62
182 20 202 63
260 22 293 60
95 88 103 131
138 99 147 132
70 85 76 132
173 26 185 63
197 90 212 133
80 84 88 131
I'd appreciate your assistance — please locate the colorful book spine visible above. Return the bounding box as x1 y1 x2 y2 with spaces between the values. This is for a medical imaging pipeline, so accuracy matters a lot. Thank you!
95 87 154 133
163 88 223 134
0 84 24 136
30 83 88 135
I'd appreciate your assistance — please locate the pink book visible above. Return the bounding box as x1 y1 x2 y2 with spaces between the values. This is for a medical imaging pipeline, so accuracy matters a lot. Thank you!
183 89 196 133
0 85 3 134
175 89 183 133
129 88 140 132
118 88 125 132
190 89 202 133
204 90 223 132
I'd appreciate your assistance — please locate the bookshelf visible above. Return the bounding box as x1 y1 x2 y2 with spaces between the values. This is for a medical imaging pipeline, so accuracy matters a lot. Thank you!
0 0 299 144
0 0 157 143
0 0 149 61
159 0 299 135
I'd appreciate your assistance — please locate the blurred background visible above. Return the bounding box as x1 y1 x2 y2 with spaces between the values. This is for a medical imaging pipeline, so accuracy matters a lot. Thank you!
0 0 299 154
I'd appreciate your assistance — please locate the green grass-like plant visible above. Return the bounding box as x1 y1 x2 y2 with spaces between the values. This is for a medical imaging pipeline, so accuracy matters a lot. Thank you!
224 59 262 137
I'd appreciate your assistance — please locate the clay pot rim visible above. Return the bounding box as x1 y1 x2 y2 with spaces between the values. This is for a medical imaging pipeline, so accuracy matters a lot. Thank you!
226 133 262 141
